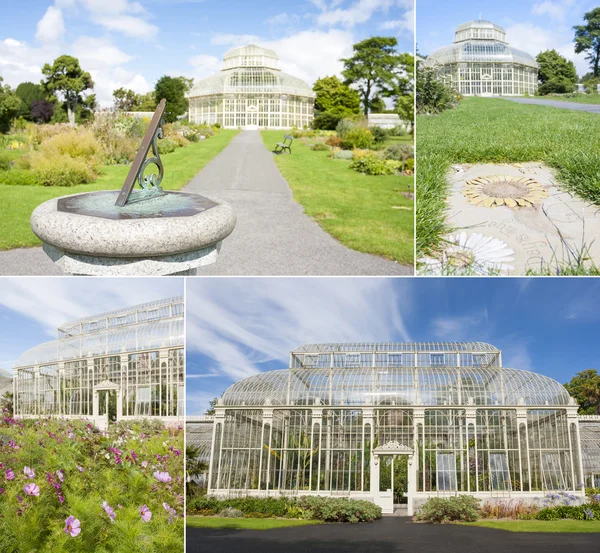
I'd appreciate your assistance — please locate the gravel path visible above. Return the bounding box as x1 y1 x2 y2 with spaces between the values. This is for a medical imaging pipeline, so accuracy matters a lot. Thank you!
501 97 600 113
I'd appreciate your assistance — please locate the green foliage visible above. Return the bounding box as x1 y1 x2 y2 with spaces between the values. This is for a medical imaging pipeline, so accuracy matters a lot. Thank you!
341 127 374 150
313 112 344 130
538 77 577 95
416 496 480 523
0 151 11 171
564 369 600 414
313 75 361 128
370 96 387 114
0 418 183 553
334 149 354 160
15 82 45 120
350 151 400 175
30 155 96 187
113 88 139 111
310 142 330 151
342 37 403 115
396 93 414 132
416 63 457 115
155 76 191 123
369 126 388 144
219 507 244 518
536 503 600 521
0 391 13 415
157 137 177 155
384 143 414 162
574 8 600 77
537 50 578 88
0 169 41 186
42 55 94 126
187 496 382 524
0 77 21 134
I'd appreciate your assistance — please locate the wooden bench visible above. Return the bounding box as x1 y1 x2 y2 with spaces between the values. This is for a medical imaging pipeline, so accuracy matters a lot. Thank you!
274 134 293 154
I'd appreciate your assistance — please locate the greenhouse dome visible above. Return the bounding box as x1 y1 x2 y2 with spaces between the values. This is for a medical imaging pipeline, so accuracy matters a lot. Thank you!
424 20 539 96
13 297 184 428
187 44 315 129
205 342 585 515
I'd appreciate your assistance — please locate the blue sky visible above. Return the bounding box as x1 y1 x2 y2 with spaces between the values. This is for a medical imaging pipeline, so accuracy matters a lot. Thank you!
0 277 184 377
0 0 413 107
418 0 598 76
186 277 600 414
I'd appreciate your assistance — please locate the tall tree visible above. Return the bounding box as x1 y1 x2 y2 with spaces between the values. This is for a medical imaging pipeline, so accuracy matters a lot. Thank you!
0 77 21 133
564 369 600 415
536 50 578 84
312 75 361 129
574 8 600 78
15 82 45 120
382 52 415 105
113 87 140 111
137 92 158 112
31 99 54 123
341 36 401 115
154 76 192 122
42 55 94 126
396 93 414 133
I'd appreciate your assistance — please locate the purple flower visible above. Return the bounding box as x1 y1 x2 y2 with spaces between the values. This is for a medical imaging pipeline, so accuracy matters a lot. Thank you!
141 461 148 468
24 483 40 496
56 470 64 482
77 465 84 473
101 501 116 521
139 504 152 522
64 516 81 537
5 469 15 481
24 466 35 479
153 471 171 483
163 502 177 522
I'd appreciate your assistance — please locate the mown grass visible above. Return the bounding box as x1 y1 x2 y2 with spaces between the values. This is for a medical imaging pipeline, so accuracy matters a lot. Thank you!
458 520 600 533
0 130 238 250
261 130 414 265
542 95 600 104
186 516 323 530
416 97 600 258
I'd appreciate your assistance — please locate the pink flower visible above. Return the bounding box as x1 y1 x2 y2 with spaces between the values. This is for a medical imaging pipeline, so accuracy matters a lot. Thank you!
24 483 40 496
64 516 81 537
153 471 171 483
141 461 148 468
24 466 35 479
77 465 84 473
101 501 116 521
139 504 152 522
56 470 64 482
5 469 15 480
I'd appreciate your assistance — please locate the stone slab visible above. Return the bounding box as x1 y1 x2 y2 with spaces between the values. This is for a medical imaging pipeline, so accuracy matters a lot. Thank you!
443 162 600 274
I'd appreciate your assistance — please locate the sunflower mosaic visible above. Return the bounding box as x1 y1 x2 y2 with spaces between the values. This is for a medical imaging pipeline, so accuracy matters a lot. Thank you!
463 175 549 208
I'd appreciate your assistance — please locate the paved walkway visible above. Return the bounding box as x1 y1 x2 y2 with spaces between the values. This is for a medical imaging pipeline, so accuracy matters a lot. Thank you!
184 131 410 275
186 517 599 553
0 131 409 276
501 97 600 113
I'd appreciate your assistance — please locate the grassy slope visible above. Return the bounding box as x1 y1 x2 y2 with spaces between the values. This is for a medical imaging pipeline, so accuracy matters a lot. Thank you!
459 520 600 533
543 95 600 104
261 130 414 265
186 517 322 530
0 130 238 250
416 97 600 257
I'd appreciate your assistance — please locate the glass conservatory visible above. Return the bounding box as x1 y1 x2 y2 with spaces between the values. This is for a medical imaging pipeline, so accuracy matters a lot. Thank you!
205 342 585 515
580 416 600 488
424 20 538 96
187 44 315 129
13 297 184 428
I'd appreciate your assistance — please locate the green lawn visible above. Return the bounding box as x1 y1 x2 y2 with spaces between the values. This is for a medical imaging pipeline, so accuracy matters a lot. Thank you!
261 130 414 265
186 516 323 530
416 97 600 258
540 95 600 104
458 520 600 533
0 130 238 250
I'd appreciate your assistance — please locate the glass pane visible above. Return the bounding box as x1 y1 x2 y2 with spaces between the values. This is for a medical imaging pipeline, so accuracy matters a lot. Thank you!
379 456 393 492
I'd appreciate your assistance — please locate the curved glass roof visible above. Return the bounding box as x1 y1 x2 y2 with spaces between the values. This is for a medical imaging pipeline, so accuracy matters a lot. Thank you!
15 297 184 368
188 44 315 99
187 418 214 463
425 19 538 68
220 366 571 408
293 342 500 353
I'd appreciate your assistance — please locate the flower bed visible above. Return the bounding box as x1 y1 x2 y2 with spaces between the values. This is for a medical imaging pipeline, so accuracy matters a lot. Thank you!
0 414 183 552
187 496 382 524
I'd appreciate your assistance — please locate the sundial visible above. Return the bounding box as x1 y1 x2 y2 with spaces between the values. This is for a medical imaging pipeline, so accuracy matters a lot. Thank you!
56 98 217 220
30 99 237 276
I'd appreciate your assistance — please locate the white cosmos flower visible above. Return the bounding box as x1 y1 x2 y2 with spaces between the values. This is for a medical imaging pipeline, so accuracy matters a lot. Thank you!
419 232 515 275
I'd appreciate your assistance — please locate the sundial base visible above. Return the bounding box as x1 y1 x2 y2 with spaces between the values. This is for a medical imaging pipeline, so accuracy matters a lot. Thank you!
31 190 236 276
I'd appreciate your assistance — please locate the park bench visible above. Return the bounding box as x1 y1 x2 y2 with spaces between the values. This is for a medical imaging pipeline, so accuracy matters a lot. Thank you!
274 135 293 154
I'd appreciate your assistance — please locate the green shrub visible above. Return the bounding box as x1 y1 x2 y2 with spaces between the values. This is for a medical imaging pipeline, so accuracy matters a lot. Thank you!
0 152 11 171
416 496 480 523
32 155 96 186
158 137 177 155
369 126 388 144
350 151 400 175
341 127 374 150
334 150 353 160
219 507 244 518
313 112 343 131
336 117 357 138
0 169 41 186
389 124 408 137
536 503 600 521
311 142 329 151
39 129 103 163
384 143 414 162
416 64 458 115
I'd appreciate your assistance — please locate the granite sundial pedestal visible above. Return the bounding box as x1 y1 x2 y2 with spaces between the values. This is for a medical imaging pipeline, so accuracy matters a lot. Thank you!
30 99 236 276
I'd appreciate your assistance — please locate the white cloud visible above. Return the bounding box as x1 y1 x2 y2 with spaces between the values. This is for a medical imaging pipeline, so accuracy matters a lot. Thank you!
380 6 414 34
186 278 413 382
265 13 300 26
430 314 486 340
189 54 221 80
0 38 54 88
532 0 577 22
92 15 158 38
210 33 262 47
36 6 66 43
72 36 133 66
317 0 396 27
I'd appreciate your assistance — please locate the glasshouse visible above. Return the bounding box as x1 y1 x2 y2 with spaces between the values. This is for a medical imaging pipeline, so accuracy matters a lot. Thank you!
580 416 600 488
187 44 315 129
205 342 586 515
13 297 184 428
423 20 539 96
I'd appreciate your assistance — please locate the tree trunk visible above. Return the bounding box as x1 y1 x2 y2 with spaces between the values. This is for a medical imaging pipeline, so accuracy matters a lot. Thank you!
595 46 600 78
67 99 77 126
364 82 371 115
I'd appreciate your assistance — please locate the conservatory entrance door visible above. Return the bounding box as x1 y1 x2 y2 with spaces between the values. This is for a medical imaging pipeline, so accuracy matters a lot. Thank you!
246 104 259 129
481 74 493 96
92 380 122 430
372 442 415 515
